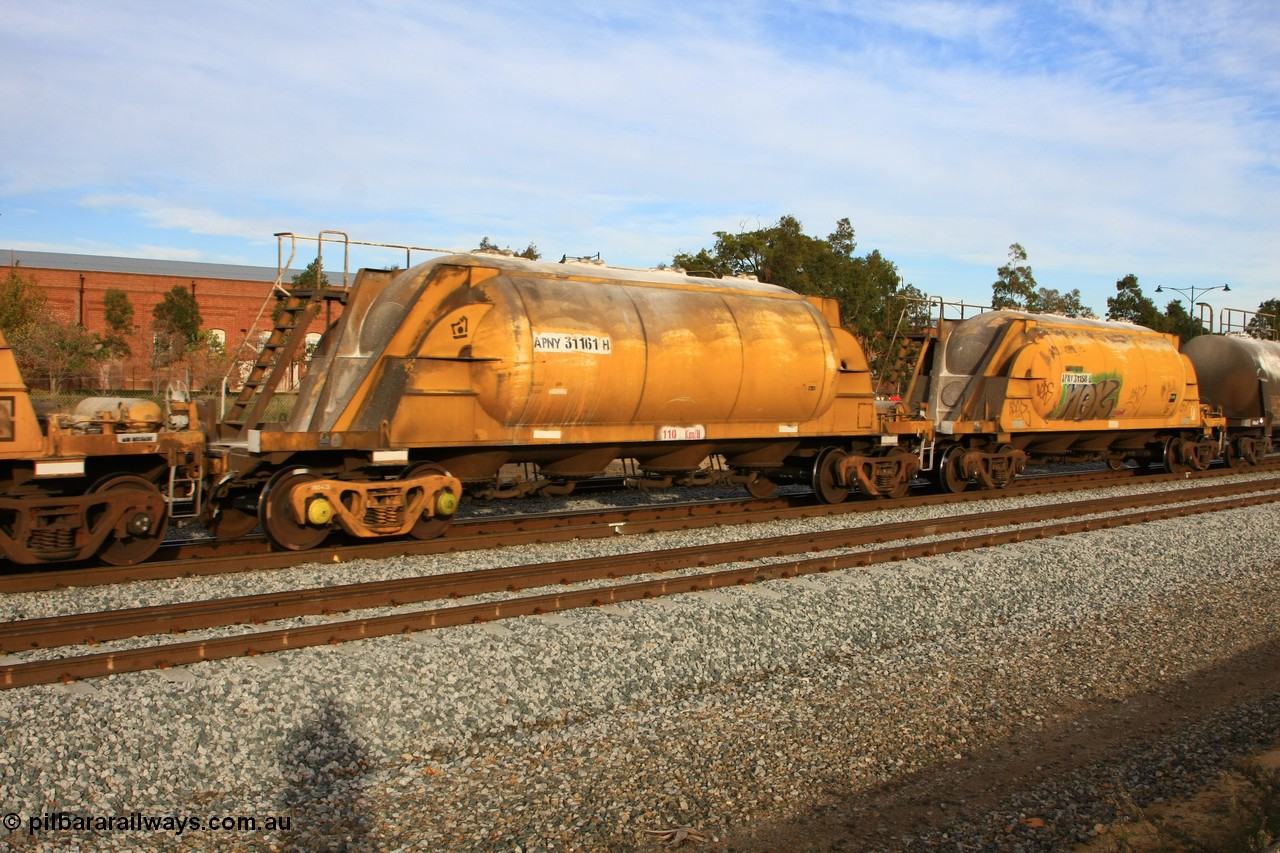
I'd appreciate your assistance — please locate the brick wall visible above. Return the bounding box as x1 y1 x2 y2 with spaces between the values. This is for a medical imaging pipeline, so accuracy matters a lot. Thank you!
12 259 344 392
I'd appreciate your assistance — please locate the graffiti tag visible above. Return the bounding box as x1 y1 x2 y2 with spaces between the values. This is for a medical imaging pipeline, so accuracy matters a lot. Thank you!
1053 376 1122 420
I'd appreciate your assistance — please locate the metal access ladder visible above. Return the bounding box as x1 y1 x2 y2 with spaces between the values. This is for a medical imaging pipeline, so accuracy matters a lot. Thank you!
217 230 352 440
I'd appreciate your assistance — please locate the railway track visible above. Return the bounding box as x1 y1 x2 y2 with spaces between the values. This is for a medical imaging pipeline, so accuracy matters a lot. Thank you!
3 473 1278 690
0 463 1254 594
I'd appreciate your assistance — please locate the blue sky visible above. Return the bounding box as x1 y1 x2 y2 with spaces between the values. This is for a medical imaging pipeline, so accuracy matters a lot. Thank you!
2 0 1277 317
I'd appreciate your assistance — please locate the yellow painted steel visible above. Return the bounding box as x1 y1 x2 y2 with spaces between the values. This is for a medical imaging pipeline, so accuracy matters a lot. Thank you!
930 311 1204 435
286 255 884 450
306 497 335 526
467 273 837 427
435 490 459 516
0 331 46 456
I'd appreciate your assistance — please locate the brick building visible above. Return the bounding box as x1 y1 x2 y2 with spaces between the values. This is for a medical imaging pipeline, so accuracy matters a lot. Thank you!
1 250 339 391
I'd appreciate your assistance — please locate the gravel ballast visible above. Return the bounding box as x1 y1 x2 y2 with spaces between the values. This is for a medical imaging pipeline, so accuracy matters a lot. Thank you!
1 477 1279 851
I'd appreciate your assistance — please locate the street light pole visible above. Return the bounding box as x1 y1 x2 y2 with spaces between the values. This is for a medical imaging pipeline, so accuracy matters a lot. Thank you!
1153 282 1230 303
1154 283 1231 333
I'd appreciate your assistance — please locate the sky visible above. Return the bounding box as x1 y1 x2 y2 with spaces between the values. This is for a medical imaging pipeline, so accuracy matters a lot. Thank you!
1 0 1277 317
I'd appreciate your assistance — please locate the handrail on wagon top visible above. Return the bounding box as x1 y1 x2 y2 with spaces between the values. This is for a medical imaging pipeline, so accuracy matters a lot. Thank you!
272 231 462 285
1219 306 1279 340
216 231 468 421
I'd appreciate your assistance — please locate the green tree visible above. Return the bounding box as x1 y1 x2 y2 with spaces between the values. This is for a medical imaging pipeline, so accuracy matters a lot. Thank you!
991 243 1038 309
1027 286 1095 318
1106 274 1164 328
673 215 803 283
477 236 540 260
185 330 238 394
841 248 907 367
0 263 49 336
0 264 104 389
272 257 334 325
151 285 203 369
1248 299 1280 339
892 281 932 328
1161 300 1205 343
672 215 870 300
101 288 135 358
291 257 331 290
9 312 103 392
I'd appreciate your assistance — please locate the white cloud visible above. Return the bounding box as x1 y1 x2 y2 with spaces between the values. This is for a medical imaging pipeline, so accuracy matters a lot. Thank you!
0 0 1276 313
78 196 276 241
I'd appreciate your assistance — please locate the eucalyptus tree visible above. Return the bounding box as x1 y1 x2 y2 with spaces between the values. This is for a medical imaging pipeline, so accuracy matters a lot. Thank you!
990 243 1037 309
1106 274 1164 329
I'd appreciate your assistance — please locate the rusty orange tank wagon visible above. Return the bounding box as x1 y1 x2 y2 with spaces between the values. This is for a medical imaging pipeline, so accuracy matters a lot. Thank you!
209 251 932 548
904 310 1224 492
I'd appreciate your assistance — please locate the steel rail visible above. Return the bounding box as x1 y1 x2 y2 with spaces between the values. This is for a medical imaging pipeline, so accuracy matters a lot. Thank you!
2 486 1277 689
2 477 1277 653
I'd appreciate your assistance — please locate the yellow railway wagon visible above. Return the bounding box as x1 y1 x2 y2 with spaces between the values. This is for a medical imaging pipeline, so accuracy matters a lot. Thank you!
217 253 930 549
905 310 1222 492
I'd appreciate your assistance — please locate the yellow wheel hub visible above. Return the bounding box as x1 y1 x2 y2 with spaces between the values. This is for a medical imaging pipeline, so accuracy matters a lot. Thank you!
306 497 334 526
435 490 459 517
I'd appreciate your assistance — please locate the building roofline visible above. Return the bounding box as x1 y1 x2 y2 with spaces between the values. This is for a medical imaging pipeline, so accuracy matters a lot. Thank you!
1 249 305 283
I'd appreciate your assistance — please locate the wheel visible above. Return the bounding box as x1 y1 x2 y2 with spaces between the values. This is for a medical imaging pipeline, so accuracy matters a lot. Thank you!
91 474 168 566
1242 437 1261 466
745 475 778 499
880 448 915 499
1224 439 1243 468
1106 454 1126 471
938 446 970 494
1225 437 1258 468
402 462 459 540
884 468 912 499
811 447 851 504
260 468 330 551
992 444 1018 489
1163 438 1191 474
203 504 260 539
